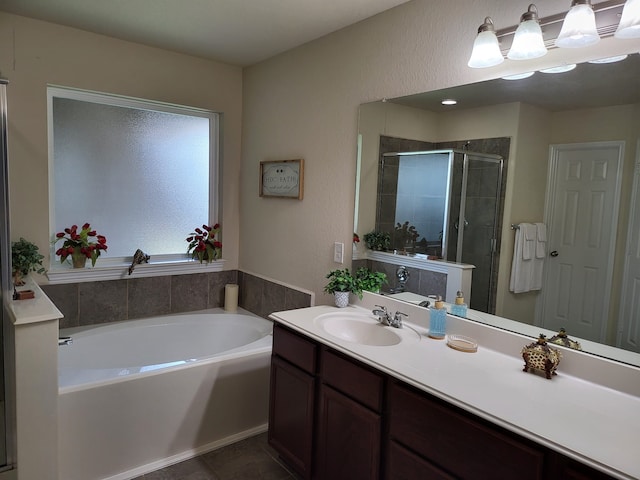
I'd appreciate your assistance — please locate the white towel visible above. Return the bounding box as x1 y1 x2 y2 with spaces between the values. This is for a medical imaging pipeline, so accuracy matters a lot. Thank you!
521 223 536 260
535 223 547 259
510 223 544 293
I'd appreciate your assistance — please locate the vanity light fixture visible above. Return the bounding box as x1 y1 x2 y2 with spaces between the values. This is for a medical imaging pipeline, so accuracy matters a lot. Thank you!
441 99 458 105
467 17 504 68
555 0 600 48
615 0 640 38
507 4 547 60
469 0 635 68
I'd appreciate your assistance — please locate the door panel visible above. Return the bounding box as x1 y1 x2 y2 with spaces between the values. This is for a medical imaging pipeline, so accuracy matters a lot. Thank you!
540 142 623 342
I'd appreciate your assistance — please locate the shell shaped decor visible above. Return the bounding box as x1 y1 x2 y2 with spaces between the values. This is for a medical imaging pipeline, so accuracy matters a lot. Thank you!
522 334 561 379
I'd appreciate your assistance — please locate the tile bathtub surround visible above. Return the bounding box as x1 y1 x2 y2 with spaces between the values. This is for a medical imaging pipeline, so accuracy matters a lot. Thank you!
43 270 311 328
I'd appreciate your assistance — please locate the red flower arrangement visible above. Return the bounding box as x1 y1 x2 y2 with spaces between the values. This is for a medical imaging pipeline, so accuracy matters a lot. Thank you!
186 223 222 263
54 223 108 267
353 233 360 244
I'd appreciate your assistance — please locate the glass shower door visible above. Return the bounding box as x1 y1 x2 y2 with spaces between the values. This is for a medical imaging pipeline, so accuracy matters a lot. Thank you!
457 154 503 313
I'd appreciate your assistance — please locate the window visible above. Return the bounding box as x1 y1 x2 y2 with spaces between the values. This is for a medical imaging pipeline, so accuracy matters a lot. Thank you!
47 86 219 274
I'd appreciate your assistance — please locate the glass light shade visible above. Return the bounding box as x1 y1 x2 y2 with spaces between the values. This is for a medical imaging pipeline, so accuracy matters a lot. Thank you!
508 19 547 60
502 71 535 80
468 30 504 68
540 63 577 73
615 0 640 39
555 2 600 48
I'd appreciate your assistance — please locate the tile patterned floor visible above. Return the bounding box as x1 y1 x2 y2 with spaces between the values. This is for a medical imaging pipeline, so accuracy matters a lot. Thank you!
133 433 300 480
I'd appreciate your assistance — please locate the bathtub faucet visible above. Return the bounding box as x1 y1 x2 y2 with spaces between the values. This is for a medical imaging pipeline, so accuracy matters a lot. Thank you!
59 336 73 346
128 249 151 275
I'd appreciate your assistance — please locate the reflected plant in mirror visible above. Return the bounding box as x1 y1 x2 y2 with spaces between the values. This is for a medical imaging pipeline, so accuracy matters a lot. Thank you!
354 53 640 365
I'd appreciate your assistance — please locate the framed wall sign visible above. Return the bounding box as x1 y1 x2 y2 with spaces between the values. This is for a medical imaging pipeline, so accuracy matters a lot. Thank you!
260 159 304 199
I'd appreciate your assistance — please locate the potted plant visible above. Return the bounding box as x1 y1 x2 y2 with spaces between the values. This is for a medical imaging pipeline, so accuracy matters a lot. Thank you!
54 223 108 268
363 231 390 251
356 267 387 294
186 223 222 262
324 268 362 308
11 238 46 286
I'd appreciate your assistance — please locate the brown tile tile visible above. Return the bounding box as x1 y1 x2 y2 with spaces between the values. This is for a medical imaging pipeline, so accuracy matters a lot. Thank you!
208 270 238 308
261 282 286 318
171 273 209 313
284 288 312 310
41 283 79 328
239 274 263 316
128 275 171 319
78 279 127 325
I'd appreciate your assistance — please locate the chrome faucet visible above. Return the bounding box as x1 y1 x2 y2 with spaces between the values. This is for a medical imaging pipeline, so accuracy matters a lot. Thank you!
373 305 391 325
128 249 151 275
372 305 406 328
58 336 73 346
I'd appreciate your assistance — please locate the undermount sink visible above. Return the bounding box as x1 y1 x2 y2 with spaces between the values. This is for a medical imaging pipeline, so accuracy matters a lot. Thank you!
314 311 413 346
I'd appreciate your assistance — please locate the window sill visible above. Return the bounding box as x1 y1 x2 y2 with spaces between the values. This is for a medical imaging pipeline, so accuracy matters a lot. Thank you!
46 258 226 284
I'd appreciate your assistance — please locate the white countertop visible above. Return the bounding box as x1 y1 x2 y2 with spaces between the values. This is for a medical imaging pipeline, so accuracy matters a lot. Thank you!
7 278 63 325
270 304 640 480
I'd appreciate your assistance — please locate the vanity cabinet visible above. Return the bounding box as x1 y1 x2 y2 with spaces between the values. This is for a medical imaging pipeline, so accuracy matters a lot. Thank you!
316 349 383 479
269 325 383 480
269 323 616 480
387 381 545 480
268 325 317 479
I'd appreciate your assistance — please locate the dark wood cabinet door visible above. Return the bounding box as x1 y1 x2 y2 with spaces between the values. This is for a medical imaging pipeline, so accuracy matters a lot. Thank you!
315 383 381 480
268 356 315 479
389 382 546 480
387 441 456 480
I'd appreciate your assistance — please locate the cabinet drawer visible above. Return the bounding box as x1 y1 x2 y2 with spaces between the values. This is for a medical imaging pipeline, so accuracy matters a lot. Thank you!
272 324 317 374
387 440 455 480
321 348 384 412
389 382 545 480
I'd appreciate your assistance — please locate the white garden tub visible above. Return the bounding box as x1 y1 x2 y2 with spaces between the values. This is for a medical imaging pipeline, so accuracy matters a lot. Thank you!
58 308 273 480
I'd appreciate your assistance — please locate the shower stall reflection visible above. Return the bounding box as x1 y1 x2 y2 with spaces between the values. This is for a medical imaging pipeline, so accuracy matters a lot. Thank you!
376 149 503 313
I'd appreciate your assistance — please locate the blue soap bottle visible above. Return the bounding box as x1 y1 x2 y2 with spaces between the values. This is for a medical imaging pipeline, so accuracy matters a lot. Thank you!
451 291 468 318
428 296 447 339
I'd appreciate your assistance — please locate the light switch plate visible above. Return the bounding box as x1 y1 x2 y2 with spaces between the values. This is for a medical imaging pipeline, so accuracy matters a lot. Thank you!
334 242 344 263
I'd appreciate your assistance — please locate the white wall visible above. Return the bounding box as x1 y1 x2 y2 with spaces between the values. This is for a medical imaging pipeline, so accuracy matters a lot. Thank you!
241 0 639 303
0 12 243 271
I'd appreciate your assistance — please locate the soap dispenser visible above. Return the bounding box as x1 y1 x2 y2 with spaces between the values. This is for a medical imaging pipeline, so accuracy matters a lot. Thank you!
428 296 447 339
451 291 468 318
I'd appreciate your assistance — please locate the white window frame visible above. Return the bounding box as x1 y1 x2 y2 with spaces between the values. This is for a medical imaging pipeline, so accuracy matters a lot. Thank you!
46 85 223 284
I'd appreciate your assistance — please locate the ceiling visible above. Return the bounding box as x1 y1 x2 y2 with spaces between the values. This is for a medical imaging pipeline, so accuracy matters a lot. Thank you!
390 53 640 113
0 0 411 66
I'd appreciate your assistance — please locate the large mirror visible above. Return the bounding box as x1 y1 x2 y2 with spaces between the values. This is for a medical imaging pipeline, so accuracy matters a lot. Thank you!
354 54 640 366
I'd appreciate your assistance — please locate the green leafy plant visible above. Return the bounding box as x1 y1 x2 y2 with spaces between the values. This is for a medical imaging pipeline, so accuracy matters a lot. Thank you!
54 223 108 267
363 231 390 251
186 223 222 262
11 238 46 285
356 267 387 293
323 268 362 299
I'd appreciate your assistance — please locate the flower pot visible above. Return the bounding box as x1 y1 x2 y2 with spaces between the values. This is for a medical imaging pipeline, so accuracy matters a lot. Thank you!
334 291 350 308
71 250 88 269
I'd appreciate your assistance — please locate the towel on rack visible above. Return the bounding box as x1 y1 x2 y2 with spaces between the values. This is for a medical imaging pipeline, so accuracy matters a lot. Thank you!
535 223 547 259
510 223 545 293
521 223 536 260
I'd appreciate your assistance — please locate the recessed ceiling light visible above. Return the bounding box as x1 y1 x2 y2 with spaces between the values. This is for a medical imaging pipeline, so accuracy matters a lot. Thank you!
540 64 577 74
588 55 628 64
502 72 535 80
441 99 457 105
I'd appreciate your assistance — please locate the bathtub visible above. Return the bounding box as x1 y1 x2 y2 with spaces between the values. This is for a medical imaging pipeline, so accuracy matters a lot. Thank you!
58 308 273 480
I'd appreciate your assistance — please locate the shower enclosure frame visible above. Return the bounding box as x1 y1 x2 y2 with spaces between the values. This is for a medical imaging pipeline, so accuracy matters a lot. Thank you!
377 148 504 312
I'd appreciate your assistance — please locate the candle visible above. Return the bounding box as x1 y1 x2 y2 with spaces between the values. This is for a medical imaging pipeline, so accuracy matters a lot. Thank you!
224 284 239 312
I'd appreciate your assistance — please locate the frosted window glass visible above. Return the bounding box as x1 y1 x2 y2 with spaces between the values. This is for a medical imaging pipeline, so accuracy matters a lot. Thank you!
51 94 216 259
395 153 449 243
